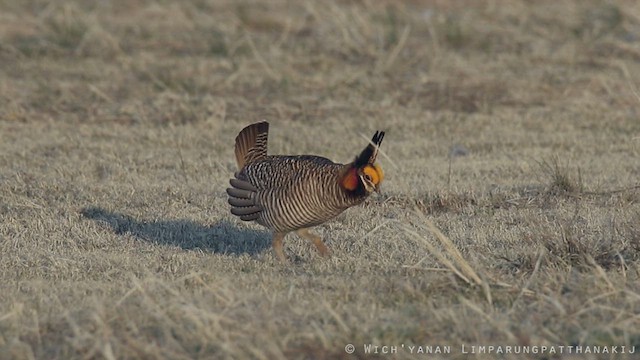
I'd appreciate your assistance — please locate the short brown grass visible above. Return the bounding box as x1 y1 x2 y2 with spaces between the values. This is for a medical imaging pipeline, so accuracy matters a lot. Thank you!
1 0 640 359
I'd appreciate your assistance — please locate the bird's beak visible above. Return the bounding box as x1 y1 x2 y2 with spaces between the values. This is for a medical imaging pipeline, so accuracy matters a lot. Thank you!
374 184 381 193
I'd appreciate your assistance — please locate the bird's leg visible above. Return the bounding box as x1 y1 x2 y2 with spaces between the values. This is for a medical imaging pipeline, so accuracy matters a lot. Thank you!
272 232 287 262
296 228 330 257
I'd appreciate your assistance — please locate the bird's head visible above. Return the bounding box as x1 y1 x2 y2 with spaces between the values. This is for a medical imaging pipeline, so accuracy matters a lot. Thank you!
341 131 385 195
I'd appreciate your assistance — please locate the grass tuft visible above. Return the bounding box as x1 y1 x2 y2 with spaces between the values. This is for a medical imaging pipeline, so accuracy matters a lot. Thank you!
538 156 583 195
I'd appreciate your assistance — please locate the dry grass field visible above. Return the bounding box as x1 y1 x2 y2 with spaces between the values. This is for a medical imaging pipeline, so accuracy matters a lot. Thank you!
1 0 640 359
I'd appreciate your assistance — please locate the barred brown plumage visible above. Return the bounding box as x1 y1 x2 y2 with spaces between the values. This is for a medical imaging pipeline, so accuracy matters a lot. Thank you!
226 121 385 262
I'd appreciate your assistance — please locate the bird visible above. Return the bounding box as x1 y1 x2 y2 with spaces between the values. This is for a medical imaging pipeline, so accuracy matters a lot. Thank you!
226 121 385 262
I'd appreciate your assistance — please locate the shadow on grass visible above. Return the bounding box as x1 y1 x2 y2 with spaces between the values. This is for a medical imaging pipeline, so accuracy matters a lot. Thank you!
80 207 271 256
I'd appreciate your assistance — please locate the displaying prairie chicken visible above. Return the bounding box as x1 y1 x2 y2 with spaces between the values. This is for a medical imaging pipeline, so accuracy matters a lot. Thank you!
226 121 385 262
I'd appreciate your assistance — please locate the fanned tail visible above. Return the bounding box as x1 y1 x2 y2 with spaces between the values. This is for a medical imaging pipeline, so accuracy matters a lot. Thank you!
234 121 269 170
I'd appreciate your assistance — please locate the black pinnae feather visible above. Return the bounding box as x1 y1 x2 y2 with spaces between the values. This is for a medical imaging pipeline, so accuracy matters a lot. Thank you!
374 131 385 146
354 130 385 167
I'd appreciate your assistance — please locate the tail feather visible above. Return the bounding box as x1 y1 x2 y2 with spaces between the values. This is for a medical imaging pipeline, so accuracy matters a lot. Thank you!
354 130 385 167
234 121 269 170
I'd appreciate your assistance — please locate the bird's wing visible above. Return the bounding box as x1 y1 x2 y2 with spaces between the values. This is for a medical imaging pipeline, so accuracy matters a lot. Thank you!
226 178 263 221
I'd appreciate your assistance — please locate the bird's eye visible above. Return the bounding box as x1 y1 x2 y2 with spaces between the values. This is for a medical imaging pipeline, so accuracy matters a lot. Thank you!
364 174 372 182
